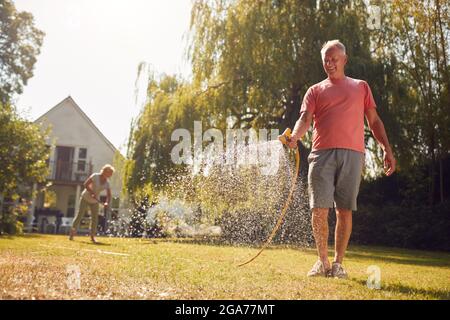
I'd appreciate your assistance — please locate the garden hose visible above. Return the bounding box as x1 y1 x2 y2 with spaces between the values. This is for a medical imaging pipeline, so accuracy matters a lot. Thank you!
238 128 300 267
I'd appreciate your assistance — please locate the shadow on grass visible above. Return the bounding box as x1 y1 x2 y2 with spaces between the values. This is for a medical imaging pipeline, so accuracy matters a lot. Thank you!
351 278 450 300
0 235 17 240
0 233 47 240
345 251 450 268
85 241 111 246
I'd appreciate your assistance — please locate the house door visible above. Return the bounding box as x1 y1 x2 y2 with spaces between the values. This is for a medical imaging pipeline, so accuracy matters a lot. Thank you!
55 146 74 181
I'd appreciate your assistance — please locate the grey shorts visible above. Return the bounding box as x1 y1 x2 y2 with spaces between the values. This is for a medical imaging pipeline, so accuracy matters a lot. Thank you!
307 148 364 211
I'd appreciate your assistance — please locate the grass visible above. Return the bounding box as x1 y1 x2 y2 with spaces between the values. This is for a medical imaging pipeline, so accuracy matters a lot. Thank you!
0 234 449 300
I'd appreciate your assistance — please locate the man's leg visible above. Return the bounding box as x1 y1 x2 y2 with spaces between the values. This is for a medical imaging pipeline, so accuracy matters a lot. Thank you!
334 208 352 264
312 208 331 269
307 149 336 276
332 149 363 277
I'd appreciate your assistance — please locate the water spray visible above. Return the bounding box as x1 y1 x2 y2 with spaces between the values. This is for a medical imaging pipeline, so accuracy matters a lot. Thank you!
238 128 300 267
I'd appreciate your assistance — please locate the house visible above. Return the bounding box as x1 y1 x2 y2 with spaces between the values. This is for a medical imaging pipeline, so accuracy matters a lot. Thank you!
27 96 126 234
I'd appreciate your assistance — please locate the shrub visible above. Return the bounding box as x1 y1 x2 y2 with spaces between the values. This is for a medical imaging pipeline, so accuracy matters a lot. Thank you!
353 201 450 251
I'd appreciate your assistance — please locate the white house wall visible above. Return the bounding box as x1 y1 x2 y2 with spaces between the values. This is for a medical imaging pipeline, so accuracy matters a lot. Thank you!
36 97 122 197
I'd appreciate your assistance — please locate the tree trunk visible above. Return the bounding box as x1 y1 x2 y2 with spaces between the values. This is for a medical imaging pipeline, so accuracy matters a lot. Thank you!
429 148 436 207
281 84 302 130
435 0 450 108
439 156 444 204
0 193 3 234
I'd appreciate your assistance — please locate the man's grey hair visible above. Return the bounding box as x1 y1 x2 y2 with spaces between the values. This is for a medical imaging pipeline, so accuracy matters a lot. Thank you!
321 40 346 57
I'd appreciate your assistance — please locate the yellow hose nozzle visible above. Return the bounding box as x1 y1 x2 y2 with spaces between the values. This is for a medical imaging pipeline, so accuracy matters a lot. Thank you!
278 128 292 145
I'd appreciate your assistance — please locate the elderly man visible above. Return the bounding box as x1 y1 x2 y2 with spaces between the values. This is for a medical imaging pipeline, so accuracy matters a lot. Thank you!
287 40 396 278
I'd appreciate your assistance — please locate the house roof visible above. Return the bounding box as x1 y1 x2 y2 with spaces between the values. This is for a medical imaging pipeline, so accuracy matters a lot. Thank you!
35 96 118 154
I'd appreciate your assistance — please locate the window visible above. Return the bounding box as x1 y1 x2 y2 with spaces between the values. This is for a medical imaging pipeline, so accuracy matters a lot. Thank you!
77 148 87 172
78 148 87 159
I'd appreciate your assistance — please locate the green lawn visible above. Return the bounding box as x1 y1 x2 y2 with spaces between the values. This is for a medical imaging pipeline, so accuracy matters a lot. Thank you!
0 234 449 300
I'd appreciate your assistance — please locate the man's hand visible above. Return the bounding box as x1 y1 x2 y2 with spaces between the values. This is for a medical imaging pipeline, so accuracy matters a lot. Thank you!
383 149 396 176
365 108 396 176
103 202 109 208
287 136 298 149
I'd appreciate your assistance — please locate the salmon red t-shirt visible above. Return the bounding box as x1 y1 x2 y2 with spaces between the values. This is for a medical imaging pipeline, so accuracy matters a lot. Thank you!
300 76 376 153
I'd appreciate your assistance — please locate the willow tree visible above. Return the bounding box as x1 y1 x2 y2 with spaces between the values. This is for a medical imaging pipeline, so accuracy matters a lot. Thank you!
124 72 211 201
189 0 379 130
377 0 450 204
188 0 390 179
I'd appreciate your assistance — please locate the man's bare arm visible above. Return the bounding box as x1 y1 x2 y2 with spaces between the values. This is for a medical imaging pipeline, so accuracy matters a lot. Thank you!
287 111 313 148
365 108 396 176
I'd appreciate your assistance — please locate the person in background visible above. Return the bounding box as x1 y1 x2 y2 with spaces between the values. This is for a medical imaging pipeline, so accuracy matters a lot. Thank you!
69 164 114 243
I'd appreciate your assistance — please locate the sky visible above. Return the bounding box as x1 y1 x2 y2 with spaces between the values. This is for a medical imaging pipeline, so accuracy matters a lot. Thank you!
14 0 193 152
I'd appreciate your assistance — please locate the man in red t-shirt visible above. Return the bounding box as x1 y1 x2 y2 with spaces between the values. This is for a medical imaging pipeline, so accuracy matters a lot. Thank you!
287 40 396 278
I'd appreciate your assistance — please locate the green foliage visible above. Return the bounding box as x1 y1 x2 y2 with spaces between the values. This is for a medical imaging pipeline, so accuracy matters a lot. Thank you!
356 155 450 251
0 200 27 235
0 104 50 234
372 0 450 200
128 198 149 237
0 105 50 194
111 150 127 200
0 0 44 103
353 201 450 251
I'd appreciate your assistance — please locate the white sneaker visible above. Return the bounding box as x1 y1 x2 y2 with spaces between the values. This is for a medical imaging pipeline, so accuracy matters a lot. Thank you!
331 262 348 279
307 260 331 277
